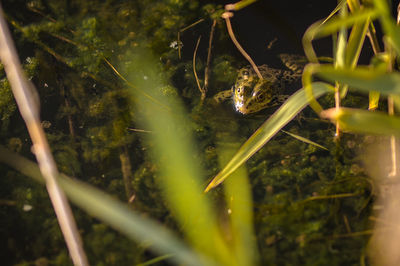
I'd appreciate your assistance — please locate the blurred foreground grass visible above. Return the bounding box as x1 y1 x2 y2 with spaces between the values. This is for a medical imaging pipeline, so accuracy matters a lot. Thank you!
2 0 400 265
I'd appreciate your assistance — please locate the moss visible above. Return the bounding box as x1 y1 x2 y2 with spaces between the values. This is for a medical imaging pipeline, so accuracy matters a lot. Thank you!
0 0 375 265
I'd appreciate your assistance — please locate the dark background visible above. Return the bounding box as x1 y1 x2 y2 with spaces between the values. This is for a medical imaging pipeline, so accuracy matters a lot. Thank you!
206 0 398 66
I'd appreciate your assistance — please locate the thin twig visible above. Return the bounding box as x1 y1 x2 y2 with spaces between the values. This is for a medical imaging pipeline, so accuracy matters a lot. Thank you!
26 5 75 34
177 31 182 59
180 18 205 33
9 15 170 113
301 192 359 203
346 0 381 57
203 19 216 96
388 20 396 177
343 215 352 233
222 12 263 79
331 230 373 238
366 23 381 54
192 36 205 100
388 97 397 178
102 57 171 111
0 5 88 266
335 83 340 138
27 6 57 23
128 128 152 133
177 18 205 59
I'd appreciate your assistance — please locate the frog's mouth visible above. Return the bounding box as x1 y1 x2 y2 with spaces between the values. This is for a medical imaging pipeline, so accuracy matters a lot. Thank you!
235 98 262 114
234 99 245 113
234 83 273 114
235 96 261 114
233 85 251 113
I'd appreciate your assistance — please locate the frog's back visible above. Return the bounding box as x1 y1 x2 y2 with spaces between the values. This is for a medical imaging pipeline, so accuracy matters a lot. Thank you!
214 54 306 114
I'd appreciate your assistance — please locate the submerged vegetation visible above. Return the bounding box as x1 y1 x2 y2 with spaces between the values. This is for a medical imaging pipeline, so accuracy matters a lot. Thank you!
1 0 400 265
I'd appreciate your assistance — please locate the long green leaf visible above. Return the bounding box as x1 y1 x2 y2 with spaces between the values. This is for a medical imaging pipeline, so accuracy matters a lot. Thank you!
345 12 369 67
316 9 379 38
125 49 233 265
228 0 257 11
369 90 380 110
321 107 400 135
205 82 333 192
303 0 346 63
335 0 347 68
317 65 400 95
373 0 400 56
0 146 204 266
218 141 258 266
281 130 328 150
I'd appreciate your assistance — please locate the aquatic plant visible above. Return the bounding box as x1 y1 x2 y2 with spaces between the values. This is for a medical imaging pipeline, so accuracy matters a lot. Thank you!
1 0 400 265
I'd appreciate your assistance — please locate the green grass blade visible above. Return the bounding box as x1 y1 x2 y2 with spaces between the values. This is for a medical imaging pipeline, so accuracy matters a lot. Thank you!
369 91 380 110
125 49 233 265
303 0 346 63
205 82 334 192
393 95 400 112
321 107 400 135
373 0 400 56
281 130 328 150
218 142 258 266
323 0 347 25
335 0 347 68
0 146 204 266
317 65 400 95
316 9 379 38
345 15 369 67
134 254 173 266
227 0 257 11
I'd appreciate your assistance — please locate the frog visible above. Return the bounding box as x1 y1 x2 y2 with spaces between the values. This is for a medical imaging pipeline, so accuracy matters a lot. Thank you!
214 54 305 114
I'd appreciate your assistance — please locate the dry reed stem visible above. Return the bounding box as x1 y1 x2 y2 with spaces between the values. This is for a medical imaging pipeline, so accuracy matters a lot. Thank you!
193 36 205 101
388 98 397 178
222 11 263 80
103 57 170 111
0 5 88 266
388 16 397 178
301 192 358 203
178 18 205 59
335 84 341 138
203 19 217 96
128 128 152 133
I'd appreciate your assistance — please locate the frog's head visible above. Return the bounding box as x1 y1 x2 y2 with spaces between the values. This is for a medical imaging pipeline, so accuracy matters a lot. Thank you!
233 67 274 114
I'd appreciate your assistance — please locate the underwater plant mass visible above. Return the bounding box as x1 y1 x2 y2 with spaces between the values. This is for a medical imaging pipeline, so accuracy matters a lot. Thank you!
1 0 400 265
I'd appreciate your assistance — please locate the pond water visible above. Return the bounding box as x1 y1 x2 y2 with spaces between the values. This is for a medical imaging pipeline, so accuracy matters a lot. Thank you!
0 0 386 265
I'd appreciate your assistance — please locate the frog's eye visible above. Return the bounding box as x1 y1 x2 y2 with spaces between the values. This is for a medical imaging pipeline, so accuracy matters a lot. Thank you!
243 70 249 80
256 93 265 102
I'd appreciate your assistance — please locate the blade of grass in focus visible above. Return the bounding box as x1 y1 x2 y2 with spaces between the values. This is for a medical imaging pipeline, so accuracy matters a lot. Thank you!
335 0 379 105
281 130 328 151
303 2 377 63
321 107 400 136
125 49 234 265
0 146 204 266
345 0 370 68
316 66 400 95
315 9 379 39
225 0 257 11
303 0 346 62
303 0 383 115
205 82 333 192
